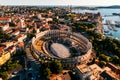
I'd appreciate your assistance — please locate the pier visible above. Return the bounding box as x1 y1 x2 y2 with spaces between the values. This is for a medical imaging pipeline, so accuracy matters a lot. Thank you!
105 20 117 31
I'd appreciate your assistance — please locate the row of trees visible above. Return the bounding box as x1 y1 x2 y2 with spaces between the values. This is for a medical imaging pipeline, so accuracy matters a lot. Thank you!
98 54 120 67
0 50 26 80
72 21 120 67
88 30 120 67
0 30 11 42
0 59 19 80
40 60 63 80
89 32 120 67
9 22 16 27
72 22 96 32
90 34 120 65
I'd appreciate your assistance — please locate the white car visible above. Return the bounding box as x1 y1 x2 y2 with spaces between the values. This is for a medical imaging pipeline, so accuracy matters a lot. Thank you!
30 77 35 80
28 68 33 70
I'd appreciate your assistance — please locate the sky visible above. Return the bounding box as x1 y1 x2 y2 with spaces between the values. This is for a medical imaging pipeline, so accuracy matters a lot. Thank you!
0 0 120 6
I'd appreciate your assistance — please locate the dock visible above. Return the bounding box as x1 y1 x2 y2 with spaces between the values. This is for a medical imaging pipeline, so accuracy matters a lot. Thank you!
106 20 117 31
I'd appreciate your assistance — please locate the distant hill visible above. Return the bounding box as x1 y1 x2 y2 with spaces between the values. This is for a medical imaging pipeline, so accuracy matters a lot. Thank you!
72 5 120 9
97 5 120 8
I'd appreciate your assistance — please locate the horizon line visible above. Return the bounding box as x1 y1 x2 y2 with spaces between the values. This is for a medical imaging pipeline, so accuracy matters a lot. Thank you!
0 4 120 7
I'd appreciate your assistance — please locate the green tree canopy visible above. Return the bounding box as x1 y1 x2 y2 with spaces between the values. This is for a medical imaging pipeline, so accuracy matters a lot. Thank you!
112 55 120 64
99 54 110 62
98 61 106 68
0 72 8 80
50 60 63 74
43 68 51 80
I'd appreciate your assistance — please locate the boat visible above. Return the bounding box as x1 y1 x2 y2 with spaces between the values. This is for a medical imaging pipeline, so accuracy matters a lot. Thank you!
108 25 112 30
104 30 109 33
113 29 117 31
102 18 104 21
106 20 111 25
112 13 120 16
115 21 120 24
114 21 120 28
115 37 119 40
112 25 117 31
108 33 113 36
115 24 120 28
89 8 98 10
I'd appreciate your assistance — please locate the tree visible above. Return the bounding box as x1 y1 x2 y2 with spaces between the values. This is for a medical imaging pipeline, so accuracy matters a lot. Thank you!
0 72 8 80
0 30 11 42
0 58 19 72
99 54 110 62
43 68 51 80
68 70 78 80
50 60 63 74
98 61 106 68
27 33 35 39
32 28 36 33
40 60 63 79
32 16 38 19
9 22 16 27
15 50 26 56
112 55 120 64
53 18 59 24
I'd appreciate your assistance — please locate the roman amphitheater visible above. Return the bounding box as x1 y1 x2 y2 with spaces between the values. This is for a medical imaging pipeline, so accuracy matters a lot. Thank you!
31 30 92 68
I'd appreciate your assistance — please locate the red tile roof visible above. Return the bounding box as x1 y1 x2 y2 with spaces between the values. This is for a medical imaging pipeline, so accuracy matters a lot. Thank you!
18 42 24 47
0 18 10 21
6 29 13 33
0 46 6 51
14 30 20 34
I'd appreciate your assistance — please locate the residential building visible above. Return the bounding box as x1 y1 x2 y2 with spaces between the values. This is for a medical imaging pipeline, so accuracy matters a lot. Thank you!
99 63 120 80
13 30 20 36
8 46 16 54
16 34 27 42
20 18 26 28
5 29 13 34
0 51 10 66
100 70 119 80
4 42 14 48
107 63 120 74
0 23 9 31
0 45 6 56
0 17 11 23
75 64 103 80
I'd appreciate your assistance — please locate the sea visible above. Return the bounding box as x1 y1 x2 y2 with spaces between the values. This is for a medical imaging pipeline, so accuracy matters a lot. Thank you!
72 8 120 39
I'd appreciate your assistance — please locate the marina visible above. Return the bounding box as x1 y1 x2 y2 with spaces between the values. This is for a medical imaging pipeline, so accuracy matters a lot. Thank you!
106 20 117 31
72 8 120 39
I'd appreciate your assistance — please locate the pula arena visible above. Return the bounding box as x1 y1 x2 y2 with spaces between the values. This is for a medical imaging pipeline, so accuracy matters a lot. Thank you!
31 30 92 68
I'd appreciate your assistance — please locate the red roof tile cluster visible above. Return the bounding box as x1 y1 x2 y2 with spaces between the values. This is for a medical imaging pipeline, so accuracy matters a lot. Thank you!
0 46 6 51
18 42 24 47
0 18 10 21
14 30 20 34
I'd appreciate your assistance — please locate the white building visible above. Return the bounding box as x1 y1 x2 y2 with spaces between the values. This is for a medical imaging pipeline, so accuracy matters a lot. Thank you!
8 46 16 54
37 14 42 19
0 18 11 23
13 30 20 36
0 23 9 31
46 18 53 22
17 34 27 42
1 42 14 49
36 29 40 33
0 51 10 66
20 18 26 28
13 40 18 46
75 64 103 80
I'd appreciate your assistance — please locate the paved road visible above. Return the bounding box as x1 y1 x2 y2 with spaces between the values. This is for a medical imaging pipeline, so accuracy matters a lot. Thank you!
20 43 40 80
26 47 36 61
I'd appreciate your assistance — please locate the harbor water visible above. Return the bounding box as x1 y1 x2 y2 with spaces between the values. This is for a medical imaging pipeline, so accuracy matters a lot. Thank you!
72 9 120 39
